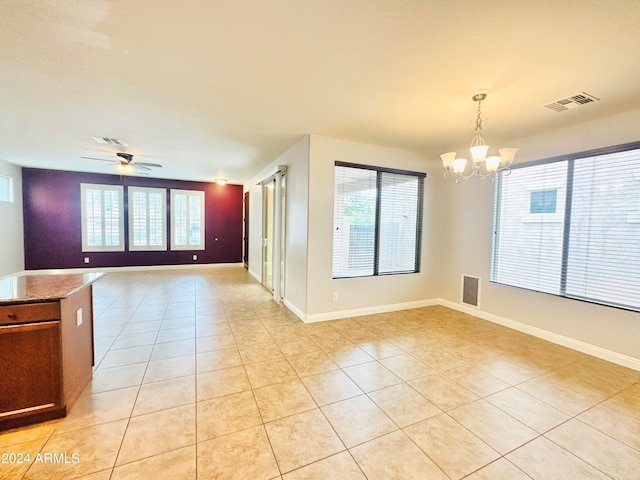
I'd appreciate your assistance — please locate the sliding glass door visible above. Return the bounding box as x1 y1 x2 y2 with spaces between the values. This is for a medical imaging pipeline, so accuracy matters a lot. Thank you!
262 178 275 291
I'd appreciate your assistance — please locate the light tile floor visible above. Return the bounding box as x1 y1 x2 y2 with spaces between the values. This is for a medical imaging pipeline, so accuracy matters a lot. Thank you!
2 268 640 479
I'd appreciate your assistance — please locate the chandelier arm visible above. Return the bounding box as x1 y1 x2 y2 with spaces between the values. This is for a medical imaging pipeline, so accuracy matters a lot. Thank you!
444 170 477 180
476 165 511 180
444 164 483 181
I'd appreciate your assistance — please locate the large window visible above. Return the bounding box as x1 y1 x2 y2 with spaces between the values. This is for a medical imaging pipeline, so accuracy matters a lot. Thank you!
332 162 425 278
128 187 167 251
171 189 205 250
492 143 640 311
80 183 124 252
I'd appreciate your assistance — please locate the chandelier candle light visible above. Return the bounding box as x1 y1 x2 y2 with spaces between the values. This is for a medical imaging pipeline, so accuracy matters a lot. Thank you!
441 93 517 182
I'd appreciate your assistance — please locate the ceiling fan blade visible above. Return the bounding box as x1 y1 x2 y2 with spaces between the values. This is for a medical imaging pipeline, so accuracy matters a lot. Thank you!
133 165 152 171
82 156 118 163
134 162 162 168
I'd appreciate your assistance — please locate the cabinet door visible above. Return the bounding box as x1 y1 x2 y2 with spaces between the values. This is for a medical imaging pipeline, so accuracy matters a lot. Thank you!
0 321 62 419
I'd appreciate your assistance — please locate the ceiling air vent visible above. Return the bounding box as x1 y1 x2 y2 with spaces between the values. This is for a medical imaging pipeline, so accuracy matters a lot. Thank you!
544 92 599 112
91 136 127 146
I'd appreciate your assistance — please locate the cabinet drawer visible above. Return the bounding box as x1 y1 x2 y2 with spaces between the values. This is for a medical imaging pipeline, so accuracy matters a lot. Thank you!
0 302 61 325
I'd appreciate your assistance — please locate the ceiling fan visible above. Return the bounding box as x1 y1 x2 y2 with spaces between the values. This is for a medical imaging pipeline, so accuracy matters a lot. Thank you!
82 152 162 174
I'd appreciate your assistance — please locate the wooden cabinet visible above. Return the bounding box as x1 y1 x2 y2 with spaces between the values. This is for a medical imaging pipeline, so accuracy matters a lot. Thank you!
0 285 96 431
0 320 62 422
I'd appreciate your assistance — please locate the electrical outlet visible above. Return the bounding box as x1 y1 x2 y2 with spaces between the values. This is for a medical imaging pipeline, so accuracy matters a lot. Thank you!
192 254 198 261
332 292 338 302
293 288 297 297
84 257 90 264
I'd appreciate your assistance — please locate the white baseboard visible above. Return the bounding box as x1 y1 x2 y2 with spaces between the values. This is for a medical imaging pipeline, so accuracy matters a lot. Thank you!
283 298 305 322
17 263 245 276
438 298 640 372
248 268 261 282
303 299 440 324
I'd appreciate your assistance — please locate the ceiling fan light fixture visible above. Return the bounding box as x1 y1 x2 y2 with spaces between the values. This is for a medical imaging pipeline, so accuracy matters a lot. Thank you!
115 164 134 174
83 152 161 175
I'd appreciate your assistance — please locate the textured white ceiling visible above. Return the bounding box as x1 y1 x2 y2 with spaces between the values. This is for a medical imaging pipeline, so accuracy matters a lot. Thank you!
1 0 640 182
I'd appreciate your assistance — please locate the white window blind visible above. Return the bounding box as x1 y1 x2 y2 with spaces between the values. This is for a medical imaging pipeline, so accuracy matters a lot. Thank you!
565 150 640 308
492 144 640 311
379 173 420 274
332 163 425 278
129 187 167 251
80 183 124 252
492 162 567 294
333 167 376 277
171 189 205 250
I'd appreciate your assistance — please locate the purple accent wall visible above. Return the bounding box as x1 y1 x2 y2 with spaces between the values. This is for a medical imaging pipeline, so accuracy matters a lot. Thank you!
22 168 243 270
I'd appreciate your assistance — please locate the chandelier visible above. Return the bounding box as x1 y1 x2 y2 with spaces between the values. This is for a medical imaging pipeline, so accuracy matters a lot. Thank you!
441 93 517 182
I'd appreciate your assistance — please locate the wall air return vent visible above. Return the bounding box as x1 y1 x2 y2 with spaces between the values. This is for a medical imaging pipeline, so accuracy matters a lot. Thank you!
461 275 481 309
544 92 599 112
91 136 127 146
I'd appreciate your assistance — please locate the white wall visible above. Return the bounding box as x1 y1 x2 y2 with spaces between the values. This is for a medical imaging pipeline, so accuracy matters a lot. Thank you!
436 108 640 362
245 136 310 316
306 135 441 319
0 160 24 276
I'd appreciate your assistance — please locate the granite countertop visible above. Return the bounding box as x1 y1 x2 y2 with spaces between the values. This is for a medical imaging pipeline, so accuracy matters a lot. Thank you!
0 272 106 305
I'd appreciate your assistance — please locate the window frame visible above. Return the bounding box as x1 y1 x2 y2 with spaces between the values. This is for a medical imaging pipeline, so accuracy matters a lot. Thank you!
491 140 640 312
128 186 167 251
332 161 426 279
170 189 205 251
80 183 125 252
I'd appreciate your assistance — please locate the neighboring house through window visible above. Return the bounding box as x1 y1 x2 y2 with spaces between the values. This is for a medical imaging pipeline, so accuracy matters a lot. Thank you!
530 189 557 214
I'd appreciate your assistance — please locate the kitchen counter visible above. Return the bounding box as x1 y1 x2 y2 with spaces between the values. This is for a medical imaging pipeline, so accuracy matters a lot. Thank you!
0 272 105 305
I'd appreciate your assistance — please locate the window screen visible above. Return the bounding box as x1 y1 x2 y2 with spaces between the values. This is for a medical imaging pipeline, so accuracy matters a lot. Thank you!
332 162 425 278
492 143 640 311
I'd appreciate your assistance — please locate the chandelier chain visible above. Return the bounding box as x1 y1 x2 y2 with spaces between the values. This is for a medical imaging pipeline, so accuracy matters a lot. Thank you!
472 95 485 147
